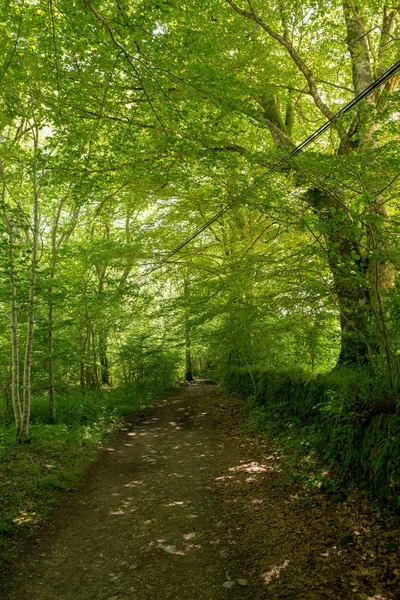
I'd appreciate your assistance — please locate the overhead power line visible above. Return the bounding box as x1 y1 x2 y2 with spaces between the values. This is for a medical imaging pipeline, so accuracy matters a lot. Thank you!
134 59 400 285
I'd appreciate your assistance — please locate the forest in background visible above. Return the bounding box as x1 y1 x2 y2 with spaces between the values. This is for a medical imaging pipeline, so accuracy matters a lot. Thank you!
1 0 400 532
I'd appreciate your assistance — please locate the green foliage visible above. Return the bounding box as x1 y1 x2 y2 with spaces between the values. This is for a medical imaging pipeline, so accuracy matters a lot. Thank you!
27 388 153 426
116 334 181 389
0 0 399 519
220 365 400 509
0 384 167 566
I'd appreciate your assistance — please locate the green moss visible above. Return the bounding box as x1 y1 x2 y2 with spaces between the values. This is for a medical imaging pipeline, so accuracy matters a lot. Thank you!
220 365 400 509
0 384 168 569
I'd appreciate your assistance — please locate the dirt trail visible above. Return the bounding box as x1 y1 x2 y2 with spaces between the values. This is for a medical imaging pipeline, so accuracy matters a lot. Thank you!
1 382 398 600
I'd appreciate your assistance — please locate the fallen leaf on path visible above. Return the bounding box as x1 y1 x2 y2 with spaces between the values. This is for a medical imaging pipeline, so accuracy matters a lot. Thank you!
160 544 177 554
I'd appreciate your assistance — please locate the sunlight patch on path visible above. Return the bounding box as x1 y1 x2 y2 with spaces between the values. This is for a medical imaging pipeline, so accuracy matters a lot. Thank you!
262 559 290 584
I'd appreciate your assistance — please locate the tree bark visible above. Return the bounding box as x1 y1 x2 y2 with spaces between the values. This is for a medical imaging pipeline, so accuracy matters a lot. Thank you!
225 0 398 369
10 253 21 431
0 161 22 435
0 161 22 432
99 331 109 385
184 325 193 381
21 121 40 438
48 298 56 422
183 276 194 381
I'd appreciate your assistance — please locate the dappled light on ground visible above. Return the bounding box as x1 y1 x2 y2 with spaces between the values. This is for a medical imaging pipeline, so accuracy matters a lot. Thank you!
96 389 399 599
13 512 38 526
2 383 399 600
229 461 273 473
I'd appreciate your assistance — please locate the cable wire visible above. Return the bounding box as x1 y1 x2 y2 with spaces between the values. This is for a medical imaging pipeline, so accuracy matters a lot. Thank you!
134 59 400 284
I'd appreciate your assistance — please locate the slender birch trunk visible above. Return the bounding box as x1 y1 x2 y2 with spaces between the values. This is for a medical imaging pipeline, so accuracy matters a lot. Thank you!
48 295 56 422
48 219 58 422
97 268 109 386
21 122 40 438
0 161 22 432
11 265 22 432
48 233 58 422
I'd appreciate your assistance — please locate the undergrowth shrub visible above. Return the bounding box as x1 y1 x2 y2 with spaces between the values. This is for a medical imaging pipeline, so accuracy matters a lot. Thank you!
0 382 175 563
219 364 400 509
26 387 157 426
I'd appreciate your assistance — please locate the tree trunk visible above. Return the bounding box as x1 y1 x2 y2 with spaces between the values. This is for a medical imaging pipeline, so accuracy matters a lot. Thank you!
183 276 194 381
48 298 56 422
185 338 193 382
48 220 57 422
80 359 85 391
225 0 398 372
91 328 100 389
308 187 378 365
0 161 22 432
99 331 109 385
4 366 11 422
21 122 40 438
10 255 22 431
47 194 70 422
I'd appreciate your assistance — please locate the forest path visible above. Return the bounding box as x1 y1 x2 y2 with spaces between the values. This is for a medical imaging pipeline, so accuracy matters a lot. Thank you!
1 382 398 600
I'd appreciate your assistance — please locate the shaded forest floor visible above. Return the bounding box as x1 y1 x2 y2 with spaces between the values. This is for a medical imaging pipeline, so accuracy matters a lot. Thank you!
0 381 399 599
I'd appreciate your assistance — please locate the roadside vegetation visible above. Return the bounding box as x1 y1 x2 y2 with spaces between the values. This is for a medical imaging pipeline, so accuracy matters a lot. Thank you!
1 0 400 570
220 366 400 511
0 383 177 567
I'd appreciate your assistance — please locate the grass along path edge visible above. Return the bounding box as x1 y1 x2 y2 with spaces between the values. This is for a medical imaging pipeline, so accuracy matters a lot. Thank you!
0 386 163 569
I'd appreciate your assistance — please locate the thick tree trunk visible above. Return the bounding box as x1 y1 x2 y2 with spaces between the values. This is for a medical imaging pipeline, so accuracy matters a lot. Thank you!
185 347 193 381
225 0 398 374
336 289 371 365
304 185 393 368
328 248 372 366
308 187 387 366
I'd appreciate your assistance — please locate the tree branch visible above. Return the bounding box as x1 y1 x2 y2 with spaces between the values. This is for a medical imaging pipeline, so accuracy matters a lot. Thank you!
226 0 335 121
83 0 167 131
342 0 373 96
